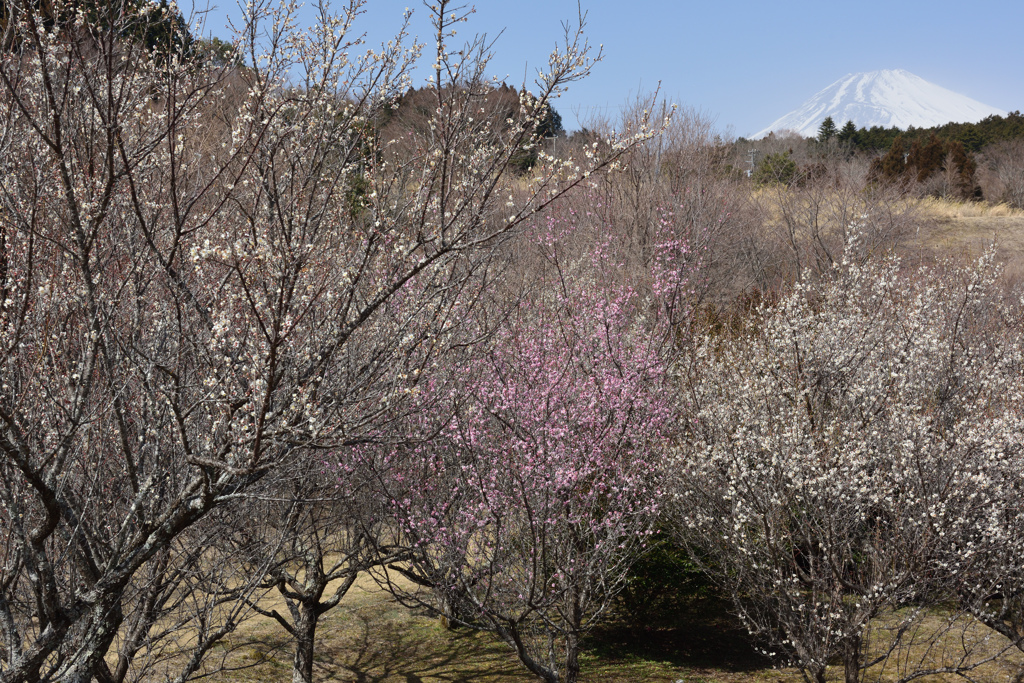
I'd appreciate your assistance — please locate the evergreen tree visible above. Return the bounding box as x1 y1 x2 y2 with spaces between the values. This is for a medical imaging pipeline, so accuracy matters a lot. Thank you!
753 151 797 187
869 135 908 182
907 133 945 182
536 105 564 139
1 0 193 61
837 120 858 144
195 36 240 67
868 133 980 199
942 140 979 200
817 116 837 143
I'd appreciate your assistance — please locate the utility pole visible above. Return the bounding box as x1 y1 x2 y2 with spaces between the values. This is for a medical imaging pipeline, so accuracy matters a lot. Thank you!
746 148 759 177
546 135 558 159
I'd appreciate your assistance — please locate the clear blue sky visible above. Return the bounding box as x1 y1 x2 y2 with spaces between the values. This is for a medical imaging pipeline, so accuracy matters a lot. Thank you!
184 0 1024 138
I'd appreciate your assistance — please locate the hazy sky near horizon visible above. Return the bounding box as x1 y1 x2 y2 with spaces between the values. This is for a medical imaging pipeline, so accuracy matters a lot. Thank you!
184 0 1024 138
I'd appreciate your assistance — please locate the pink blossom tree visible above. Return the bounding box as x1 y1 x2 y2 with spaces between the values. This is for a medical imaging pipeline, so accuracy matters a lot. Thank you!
368 204 690 683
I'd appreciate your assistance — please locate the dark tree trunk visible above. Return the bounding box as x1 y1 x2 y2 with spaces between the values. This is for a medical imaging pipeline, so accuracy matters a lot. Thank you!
291 603 319 683
843 632 862 683
563 594 583 683
563 632 580 683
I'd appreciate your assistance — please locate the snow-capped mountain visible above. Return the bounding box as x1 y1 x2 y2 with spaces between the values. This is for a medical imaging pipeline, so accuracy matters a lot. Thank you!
752 69 1005 139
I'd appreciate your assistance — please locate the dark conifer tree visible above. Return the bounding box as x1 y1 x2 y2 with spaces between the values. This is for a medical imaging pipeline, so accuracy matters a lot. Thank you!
907 133 945 182
817 116 837 143
837 120 858 143
869 135 908 182
945 140 979 199
1 0 193 60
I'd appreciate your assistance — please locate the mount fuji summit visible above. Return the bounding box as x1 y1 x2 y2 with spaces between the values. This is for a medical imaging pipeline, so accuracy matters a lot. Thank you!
752 69 1005 139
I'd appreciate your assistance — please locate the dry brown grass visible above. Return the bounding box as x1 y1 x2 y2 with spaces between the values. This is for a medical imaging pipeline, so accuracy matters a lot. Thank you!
904 198 1024 284
211 574 530 683
860 609 1024 682
917 197 1024 220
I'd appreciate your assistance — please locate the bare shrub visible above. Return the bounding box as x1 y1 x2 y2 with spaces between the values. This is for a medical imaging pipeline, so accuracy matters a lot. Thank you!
979 139 1024 209
749 155 917 290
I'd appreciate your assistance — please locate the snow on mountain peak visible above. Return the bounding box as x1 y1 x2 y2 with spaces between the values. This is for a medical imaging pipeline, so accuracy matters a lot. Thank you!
752 69 1005 139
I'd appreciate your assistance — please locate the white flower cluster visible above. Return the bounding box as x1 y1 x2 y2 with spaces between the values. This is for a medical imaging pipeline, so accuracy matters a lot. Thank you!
670 235 1024 681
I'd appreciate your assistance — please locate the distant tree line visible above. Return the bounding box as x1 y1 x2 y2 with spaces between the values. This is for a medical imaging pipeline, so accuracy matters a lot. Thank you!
374 82 564 173
743 111 1024 155
868 132 980 199
792 111 1024 153
737 111 1024 203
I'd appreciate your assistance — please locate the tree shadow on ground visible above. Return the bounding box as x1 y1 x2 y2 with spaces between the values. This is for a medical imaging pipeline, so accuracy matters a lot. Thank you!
586 597 772 674
315 608 528 682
